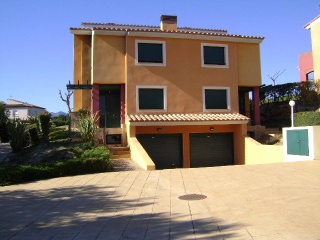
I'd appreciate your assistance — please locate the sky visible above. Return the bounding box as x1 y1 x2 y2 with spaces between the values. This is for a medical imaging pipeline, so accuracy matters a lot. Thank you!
0 0 319 113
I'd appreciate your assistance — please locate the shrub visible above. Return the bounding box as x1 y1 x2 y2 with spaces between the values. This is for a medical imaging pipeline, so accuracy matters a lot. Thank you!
39 112 51 141
0 103 9 143
78 111 99 144
295 111 320 126
81 146 111 161
28 127 40 145
51 115 69 127
7 119 26 153
0 156 112 186
49 128 69 141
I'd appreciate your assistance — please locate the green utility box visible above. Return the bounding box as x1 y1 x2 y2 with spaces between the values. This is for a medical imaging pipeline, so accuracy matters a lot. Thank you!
283 126 320 161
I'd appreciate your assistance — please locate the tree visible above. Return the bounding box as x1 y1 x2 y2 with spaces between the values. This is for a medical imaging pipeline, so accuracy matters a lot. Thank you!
59 89 73 113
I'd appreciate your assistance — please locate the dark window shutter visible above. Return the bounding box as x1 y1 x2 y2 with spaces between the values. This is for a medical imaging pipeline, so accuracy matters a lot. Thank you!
139 88 164 109
205 89 228 109
203 46 225 65
138 43 163 63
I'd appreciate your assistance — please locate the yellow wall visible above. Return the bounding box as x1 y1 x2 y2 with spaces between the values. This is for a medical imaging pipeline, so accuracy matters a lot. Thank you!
127 37 230 114
237 43 262 87
72 33 263 114
92 35 126 84
310 21 320 81
245 137 284 164
73 35 92 111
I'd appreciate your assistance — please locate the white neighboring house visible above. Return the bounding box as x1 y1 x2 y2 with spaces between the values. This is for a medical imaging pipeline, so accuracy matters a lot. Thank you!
4 99 47 120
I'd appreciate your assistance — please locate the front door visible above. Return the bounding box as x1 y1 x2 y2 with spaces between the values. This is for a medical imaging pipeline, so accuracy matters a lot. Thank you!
99 85 121 128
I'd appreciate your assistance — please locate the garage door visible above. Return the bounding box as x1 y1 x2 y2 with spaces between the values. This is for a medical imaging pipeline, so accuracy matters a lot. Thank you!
136 134 182 169
190 133 234 168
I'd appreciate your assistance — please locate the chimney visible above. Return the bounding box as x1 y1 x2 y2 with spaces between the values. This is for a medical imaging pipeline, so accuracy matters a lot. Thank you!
160 15 177 31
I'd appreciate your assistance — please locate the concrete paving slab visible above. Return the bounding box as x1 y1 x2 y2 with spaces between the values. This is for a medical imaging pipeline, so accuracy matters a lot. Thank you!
1 161 320 239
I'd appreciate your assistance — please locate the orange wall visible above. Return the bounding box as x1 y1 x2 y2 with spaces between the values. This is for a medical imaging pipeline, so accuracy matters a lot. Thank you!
92 35 126 84
135 124 246 167
73 35 92 111
72 33 262 113
126 37 240 115
237 43 262 87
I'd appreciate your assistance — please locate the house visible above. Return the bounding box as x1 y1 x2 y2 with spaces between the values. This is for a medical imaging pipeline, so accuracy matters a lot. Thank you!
299 15 320 82
70 15 264 170
4 99 46 120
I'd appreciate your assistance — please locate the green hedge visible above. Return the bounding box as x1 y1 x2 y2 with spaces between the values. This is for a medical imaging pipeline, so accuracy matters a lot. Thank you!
49 128 69 141
0 146 112 186
295 111 320 127
0 157 112 186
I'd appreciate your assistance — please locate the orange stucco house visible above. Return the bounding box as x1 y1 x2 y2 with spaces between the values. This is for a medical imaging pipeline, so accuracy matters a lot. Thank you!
70 15 264 170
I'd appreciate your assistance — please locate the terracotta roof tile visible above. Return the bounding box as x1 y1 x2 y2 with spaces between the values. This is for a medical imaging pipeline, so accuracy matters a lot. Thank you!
71 23 264 40
127 113 249 124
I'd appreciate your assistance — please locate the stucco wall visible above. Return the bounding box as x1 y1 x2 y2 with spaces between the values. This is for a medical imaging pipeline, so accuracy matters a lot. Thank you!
92 35 125 84
126 37 248 115
245 137 284 164
73 35 92 111
72 33 263 114
236 43 262 87
310 22 320 81
299 51 313 81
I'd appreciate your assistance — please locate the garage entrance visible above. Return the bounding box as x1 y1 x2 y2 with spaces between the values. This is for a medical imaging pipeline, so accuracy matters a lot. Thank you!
190 133 234 168
136 134 182 169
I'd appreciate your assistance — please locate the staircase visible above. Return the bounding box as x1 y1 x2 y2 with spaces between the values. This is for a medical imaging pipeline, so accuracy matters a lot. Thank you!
107 146 131 159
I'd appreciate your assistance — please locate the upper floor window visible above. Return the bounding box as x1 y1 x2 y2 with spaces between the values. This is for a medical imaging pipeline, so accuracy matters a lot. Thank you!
135 40 166 66
201 43 228 68
137 86 167 111
203 86 230 112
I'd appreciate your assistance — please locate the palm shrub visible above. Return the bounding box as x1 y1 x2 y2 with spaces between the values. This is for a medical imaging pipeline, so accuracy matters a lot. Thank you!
78 111 99 144
7 119 26 153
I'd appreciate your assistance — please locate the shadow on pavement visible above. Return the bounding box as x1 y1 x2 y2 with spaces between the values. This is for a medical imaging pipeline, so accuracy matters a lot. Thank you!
0 184 243 239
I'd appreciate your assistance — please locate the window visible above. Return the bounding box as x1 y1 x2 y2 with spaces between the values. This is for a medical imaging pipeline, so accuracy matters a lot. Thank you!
137 86 167 111
135 40 166 66
201 43 228 68
203 87 230 112
13 110 18 118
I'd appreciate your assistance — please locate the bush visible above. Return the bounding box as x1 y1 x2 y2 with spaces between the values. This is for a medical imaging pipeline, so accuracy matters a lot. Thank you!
49 128 69 141
0 156 112 186
39 112 51 141
28 127 40 145
7 119 26 153
81 146 111 161
51 115 69 127
78 111 99 144
295 111 320 126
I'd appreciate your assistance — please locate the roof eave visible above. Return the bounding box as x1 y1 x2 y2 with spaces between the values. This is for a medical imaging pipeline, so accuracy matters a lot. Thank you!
128 120 249 126
70 28 264 43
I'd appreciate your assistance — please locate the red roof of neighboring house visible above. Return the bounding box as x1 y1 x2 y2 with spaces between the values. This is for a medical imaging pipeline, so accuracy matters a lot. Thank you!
127 113 249 125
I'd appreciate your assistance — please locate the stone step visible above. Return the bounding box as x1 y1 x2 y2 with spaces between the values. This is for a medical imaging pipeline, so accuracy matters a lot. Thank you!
107 146 131 159
111 154 131 159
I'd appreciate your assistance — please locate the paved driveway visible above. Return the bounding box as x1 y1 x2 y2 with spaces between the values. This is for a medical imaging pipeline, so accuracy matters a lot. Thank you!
1 161 320 239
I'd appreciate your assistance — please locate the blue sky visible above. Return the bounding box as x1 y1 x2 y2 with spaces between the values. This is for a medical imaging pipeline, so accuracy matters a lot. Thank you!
0 0 319 113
